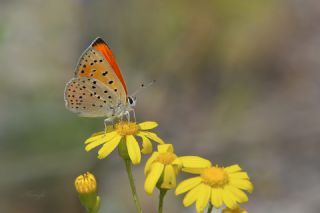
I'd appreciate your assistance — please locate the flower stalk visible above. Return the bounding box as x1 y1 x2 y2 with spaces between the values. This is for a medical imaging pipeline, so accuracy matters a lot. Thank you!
206 203 213 213
158 189 167 213
124 159 142 213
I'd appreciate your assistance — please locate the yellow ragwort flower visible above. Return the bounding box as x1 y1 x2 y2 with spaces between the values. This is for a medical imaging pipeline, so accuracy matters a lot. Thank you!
75 172 97 194
85 121 164 164
222 207 248 213
176 163 253 212
144 144 211 195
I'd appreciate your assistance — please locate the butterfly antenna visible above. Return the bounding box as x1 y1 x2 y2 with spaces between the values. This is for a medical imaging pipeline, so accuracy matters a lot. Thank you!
131 80 156 97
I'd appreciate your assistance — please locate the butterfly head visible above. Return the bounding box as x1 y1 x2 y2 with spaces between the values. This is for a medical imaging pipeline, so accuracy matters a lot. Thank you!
127 96 137 107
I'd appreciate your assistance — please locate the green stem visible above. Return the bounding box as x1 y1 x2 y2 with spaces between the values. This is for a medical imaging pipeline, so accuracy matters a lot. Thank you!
158 189 167 213
124 159 142 213
206 203 213 213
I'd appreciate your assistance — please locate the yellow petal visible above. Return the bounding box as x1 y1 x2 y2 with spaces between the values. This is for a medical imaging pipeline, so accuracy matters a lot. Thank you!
137 133 153 154
138 121 158 130
183 184 203 207
211 188 223 208
179 156 212 169
97 135 121 159
196 184 211 212
161 165 176 189
126 135 141 165
225 164 242 173
225 185 248 203
229 179 254 193
175 177 202 195
172 158 182 165
229 172 250 180
158 144 174 153
182 168 206 174
85 131 118 151
140 131 165 144
85 137 105 151
172 158 183 171
222 189 238 209
144 152 159 175
90 131 105 137
84 133 105 144
144 162 164 195
173 165 180 175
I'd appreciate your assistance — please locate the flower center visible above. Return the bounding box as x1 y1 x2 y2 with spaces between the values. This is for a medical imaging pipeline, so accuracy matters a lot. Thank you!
201 166 229 187
116 121 139 136
157 152 177 165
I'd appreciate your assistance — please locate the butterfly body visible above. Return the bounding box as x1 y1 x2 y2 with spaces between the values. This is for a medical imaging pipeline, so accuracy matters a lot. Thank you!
64 38 135 119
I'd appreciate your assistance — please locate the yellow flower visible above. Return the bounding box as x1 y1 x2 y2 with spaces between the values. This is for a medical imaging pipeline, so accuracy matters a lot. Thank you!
222 207 248 213
176 163 253 212
85 121 164 164
75 172 97 194
144 144 211 195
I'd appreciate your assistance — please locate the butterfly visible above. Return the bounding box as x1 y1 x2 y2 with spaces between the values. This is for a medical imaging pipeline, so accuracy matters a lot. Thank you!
64 37 136 123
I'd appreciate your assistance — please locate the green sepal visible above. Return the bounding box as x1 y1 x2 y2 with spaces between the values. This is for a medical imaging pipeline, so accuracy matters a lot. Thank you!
78 192 100 213
118 137 130 160
89 196 100 213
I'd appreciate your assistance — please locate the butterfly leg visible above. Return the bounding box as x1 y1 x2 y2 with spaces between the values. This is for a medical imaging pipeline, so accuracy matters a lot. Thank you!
130 109 136 123
124 110 130 122
104 117 115 133
119 112 126 122
125 108 136 123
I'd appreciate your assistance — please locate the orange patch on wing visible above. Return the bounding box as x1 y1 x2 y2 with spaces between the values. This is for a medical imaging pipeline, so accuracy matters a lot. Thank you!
93 40 128 95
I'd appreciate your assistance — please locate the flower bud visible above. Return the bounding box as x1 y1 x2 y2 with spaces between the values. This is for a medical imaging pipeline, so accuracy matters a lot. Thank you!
75 172 97 194
75 172 100 213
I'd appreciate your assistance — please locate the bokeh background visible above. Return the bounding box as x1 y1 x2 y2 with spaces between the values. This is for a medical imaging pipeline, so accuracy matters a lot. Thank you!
1 0 320 212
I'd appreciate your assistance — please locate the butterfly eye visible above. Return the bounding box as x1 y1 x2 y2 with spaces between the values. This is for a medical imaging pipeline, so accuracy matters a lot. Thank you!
127 96 136 107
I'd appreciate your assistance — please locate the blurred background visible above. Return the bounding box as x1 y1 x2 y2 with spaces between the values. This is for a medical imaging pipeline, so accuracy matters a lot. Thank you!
1 0 320 212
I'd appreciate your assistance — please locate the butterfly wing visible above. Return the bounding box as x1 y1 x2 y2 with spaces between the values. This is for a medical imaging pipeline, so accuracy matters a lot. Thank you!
64 77 121 117
74 37 127 104
64 37 129 117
